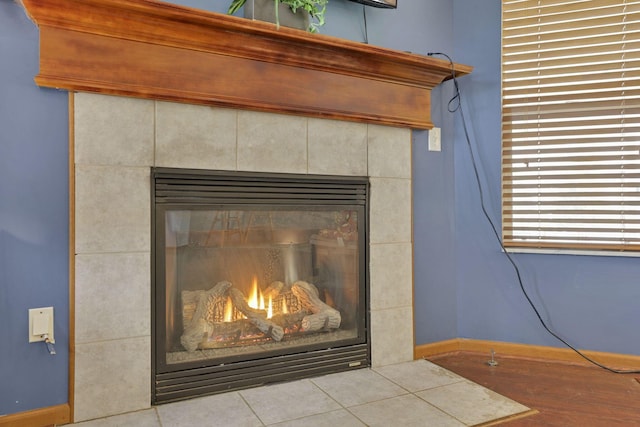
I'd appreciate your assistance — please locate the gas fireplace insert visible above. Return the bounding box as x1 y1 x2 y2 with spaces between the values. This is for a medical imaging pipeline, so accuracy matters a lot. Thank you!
152 168 370 403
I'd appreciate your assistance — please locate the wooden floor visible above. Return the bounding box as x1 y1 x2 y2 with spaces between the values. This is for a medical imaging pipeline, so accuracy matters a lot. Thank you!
429 352 640 426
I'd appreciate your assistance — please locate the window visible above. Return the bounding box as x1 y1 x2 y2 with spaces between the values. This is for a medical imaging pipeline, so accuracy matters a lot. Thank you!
502 0 640 251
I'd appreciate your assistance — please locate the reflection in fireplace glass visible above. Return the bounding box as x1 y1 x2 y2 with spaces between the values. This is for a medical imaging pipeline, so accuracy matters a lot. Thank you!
163 207 361 364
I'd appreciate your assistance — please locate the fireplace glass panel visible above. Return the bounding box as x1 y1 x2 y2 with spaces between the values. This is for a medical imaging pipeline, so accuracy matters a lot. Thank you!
161 206 363 365
152 169 369 402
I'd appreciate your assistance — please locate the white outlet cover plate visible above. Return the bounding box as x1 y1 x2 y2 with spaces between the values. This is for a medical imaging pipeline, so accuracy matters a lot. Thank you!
29 307 54 343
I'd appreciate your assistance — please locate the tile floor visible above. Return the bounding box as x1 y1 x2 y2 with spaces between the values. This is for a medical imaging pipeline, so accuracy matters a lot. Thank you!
70 359 530 427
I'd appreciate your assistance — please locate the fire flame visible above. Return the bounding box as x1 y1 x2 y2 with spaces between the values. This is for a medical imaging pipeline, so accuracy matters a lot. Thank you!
248 275 266 311
224 296 233 322
225 276 288 322
248 276 259 309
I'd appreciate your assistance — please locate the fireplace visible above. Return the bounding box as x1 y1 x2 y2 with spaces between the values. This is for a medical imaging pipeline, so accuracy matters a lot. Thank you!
68 94 417 422
152 169 369 403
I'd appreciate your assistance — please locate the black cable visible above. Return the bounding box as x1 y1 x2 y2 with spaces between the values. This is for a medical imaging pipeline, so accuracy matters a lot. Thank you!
427 51 640 375
362 5 369 44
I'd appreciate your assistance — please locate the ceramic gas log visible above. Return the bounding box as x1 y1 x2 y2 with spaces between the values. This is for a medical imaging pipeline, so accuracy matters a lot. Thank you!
180 279 342 352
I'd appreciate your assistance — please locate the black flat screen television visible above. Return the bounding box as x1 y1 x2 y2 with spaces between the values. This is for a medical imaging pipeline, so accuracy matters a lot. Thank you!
348 0 397 8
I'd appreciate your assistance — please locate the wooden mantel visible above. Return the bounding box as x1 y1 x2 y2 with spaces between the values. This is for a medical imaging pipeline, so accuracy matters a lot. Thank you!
20 0 471 129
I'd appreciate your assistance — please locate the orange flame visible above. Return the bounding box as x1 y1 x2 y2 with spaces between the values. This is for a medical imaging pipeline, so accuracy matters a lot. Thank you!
248 276 259 309
267 296 273 319
224 296 233 322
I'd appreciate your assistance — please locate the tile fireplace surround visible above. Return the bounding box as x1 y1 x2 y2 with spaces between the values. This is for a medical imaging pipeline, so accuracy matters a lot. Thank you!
73 92 414 422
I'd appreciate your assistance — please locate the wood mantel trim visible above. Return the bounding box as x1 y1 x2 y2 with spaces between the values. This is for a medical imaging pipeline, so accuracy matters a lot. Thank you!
20 0 471 129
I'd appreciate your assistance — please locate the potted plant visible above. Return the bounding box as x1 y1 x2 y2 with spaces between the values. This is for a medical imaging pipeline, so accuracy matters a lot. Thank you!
228 0 328 32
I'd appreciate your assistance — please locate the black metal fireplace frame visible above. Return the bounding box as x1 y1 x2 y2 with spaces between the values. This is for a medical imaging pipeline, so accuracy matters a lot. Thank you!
151 168 370 404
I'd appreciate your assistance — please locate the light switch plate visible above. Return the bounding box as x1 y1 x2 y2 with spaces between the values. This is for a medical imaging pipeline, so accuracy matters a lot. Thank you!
428 127 441 151
29 307 54 343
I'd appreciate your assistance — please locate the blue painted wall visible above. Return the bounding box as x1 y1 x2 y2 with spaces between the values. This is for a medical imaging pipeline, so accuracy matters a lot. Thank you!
0 1 70 415
451 0 640 356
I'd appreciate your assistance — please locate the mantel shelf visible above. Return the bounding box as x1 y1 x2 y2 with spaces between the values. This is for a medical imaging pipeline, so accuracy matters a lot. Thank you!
20 0 472 129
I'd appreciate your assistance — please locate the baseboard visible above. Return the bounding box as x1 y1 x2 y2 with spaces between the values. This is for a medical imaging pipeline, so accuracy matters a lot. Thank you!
0 404 70 427
414 338 461 359
415 338 640 371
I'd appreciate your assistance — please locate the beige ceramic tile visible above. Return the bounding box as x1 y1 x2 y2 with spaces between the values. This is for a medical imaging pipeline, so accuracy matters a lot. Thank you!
349 394 465 427
369 177 412 244
155 102 237 170
370 307 414 367
75 252 150 343
240 379 341 425
74 336 150 422
416 380 531 426
367 125 411 179
308 118 367 176
74 93 154 167
374 359 465 393
311 368 406 407
75 165 150 253
369 242 412 310
155 391 263 427
270 409 366 427
237 110 308 173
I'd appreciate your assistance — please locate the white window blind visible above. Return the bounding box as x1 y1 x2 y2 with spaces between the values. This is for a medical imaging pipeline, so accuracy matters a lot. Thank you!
502 0 640 251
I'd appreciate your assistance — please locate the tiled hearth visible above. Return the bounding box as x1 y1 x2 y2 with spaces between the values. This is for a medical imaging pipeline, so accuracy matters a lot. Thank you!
73 92 414 422
70 359 532 426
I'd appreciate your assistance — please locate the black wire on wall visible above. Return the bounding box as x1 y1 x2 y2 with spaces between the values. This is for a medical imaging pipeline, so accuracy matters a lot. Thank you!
427 51 640 375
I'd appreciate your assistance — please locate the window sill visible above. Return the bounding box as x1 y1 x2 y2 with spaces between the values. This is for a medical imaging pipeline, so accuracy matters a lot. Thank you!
504 247 640 258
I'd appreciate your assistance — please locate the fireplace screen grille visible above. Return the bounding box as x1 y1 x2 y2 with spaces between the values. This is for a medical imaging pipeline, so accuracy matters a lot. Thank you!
152 168 370 403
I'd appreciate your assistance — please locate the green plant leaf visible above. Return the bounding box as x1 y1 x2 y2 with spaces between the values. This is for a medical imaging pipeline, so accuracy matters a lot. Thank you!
227 0 329 32
228 0 247 15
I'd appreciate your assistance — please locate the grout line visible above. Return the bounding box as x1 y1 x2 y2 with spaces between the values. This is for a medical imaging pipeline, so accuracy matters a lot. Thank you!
237 390 267 426
153 407 163 427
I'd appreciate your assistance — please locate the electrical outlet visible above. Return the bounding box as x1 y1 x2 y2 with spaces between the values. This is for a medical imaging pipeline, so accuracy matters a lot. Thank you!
29 307 54 343
428 127 441 151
